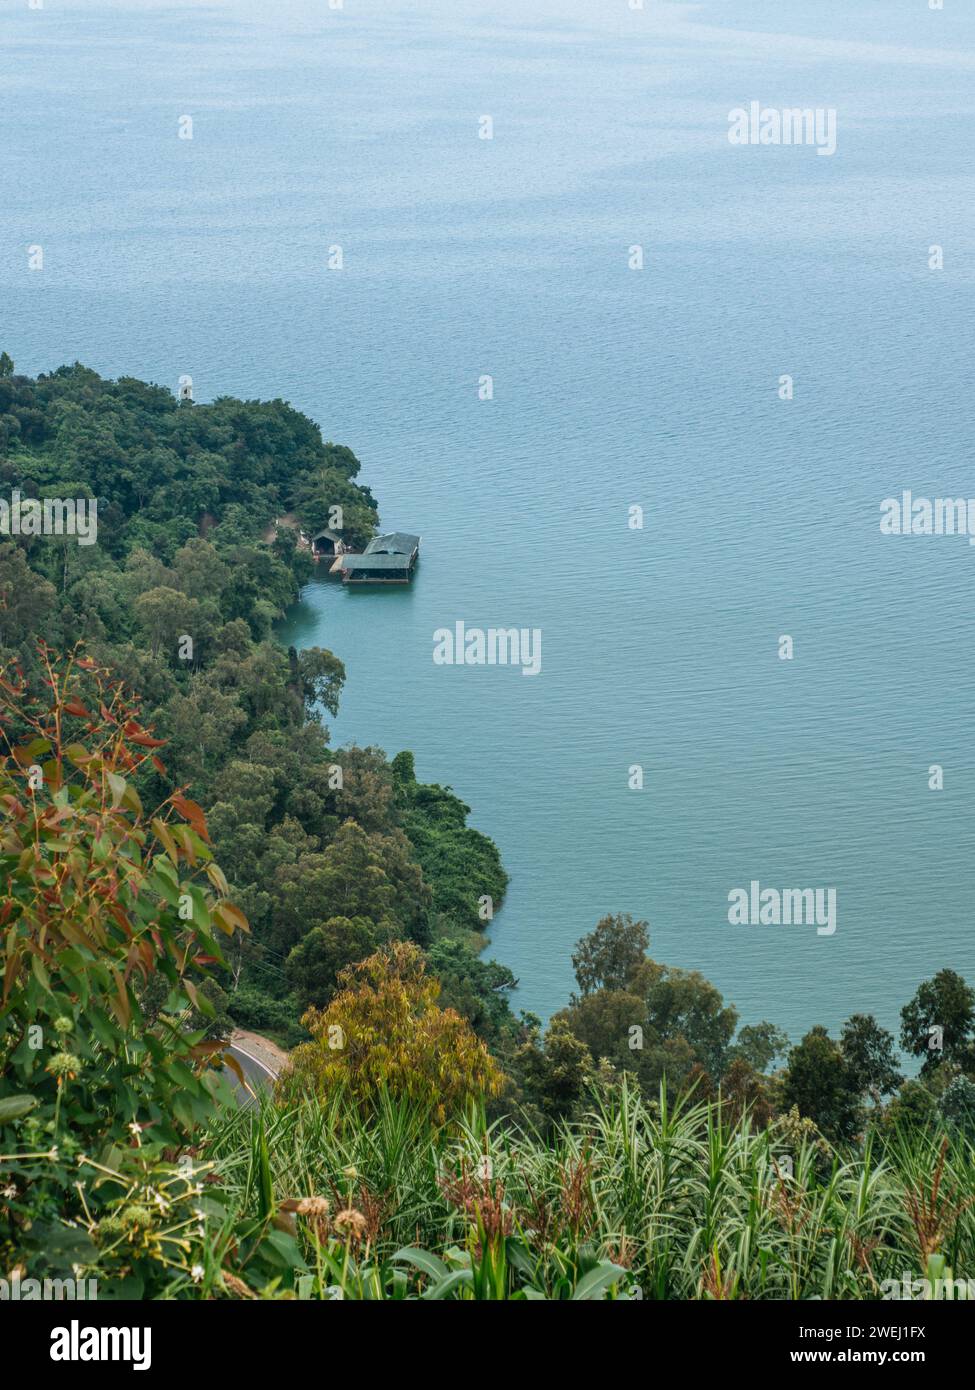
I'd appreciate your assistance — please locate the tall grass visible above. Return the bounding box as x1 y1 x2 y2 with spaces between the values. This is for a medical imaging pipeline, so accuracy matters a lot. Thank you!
201 1082 975 1300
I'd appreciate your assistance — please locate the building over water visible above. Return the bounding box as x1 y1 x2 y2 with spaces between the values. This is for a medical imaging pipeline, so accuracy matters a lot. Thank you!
340 532 420 585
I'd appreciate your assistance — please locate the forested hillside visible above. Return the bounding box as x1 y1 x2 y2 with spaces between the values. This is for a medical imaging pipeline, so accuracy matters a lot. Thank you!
0 355 513 1049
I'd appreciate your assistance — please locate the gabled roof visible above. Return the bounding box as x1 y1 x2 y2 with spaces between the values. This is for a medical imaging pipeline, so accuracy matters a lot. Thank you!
363 532 419 557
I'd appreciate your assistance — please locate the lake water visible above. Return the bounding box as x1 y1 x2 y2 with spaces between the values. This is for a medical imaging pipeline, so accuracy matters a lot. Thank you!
5 0 975 1045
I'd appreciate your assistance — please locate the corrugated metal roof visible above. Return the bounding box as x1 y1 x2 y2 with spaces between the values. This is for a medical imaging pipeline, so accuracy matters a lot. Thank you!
341 553 411 571
363 532 419 556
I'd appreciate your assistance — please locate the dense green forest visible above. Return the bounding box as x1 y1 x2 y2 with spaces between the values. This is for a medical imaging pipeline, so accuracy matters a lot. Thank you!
1 357 973 1299
0 355 514 1053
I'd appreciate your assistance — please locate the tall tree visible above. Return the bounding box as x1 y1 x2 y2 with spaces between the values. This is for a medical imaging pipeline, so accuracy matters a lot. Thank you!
840 1013 902 1102
782 1027 861 1142
571 913 649 996
0 543 56 649
277 943 502 1124
901 970 975 1076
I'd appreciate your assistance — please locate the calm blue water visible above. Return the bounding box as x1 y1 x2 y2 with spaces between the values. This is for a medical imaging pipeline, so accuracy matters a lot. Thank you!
4 0 975 1047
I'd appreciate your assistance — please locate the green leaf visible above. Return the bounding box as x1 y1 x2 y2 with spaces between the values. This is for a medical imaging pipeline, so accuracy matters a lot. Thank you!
571 1261 627 1301
145 869 180 908
422 1269 474 1300
256 1114 274 1220
390 1247 451 1283
0 1094 39 1123
106 772 128 809
30 953 51 992
261 1228 306 1272
173 1092 195 1131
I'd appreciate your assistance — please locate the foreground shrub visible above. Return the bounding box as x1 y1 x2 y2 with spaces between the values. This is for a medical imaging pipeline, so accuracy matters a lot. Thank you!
0 646 248 1288
276 942 503 1123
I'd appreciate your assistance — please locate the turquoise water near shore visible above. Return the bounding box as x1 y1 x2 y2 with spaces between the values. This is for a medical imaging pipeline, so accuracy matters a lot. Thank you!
4 0 975 1041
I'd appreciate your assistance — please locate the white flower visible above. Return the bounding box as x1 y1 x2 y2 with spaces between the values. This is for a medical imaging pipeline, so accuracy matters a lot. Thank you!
191 1264 205 1283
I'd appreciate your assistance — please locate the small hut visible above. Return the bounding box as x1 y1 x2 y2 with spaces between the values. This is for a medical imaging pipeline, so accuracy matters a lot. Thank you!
311 528 346 559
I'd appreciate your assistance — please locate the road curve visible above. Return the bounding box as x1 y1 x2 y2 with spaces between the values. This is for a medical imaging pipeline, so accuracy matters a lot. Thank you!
224 1033 282 1107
